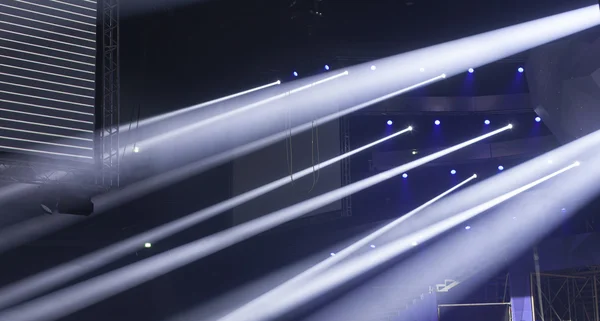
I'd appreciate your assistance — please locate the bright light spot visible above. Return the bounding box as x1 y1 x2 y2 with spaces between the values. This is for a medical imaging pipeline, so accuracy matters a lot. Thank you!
370 244 376 248
419 67 425 72
402 173 408 178
484 119 490 125
293 71 298 77
133 146 140 153
498 165 504 171
408 126 413 131
411 241 418 246
548 160 554 164
468 68 474 73
276 80 281 84
434 120 440 126
330 253 335 256
387 120 393 126
371 65 376 71
441 73 446 78
535 116 541 123
518 67 524 73
574 161 580 166
144 242 151 248
411 150 417 155
324 65 330 70
344 70 349 75
450 169 456 175
472 174 478 178
465 226 471 230
508 124 513 129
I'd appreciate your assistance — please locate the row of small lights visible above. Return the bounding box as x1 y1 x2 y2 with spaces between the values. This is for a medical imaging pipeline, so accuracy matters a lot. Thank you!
401 166 504 179
387 117 541 127
293 65 525 77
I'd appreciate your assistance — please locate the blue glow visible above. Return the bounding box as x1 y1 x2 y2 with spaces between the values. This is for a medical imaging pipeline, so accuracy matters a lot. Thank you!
465 226 471 230
498 165 504 171
535 116 541 123
434 120 440 126
293 71 298 77
450 169 456 175
324 65 330 71
371 65 376 71
387 120 393 126
484 119 490 125
468 68 474 73
402 173 408 179
518 67 524 73
561 208 567 213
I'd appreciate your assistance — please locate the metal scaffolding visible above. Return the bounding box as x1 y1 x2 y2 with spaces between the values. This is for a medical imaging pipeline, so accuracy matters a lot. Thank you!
532 266 600 321
99 0 121 188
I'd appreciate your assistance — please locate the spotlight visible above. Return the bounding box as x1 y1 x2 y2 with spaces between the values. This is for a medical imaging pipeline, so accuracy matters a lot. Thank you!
133 146 140 153
293 71 298 77
450 169 456 175
434 120 440 126
518 67 524 73
411 150 418 155
370 65 376 71
324 65 330 71
468 68 474 73
370 244 376 248
330 253 336 256
144 243 152 248
408 126 413 131
484 119 490 125
465 226 471 230
574 161 580 166
387 120 393 126
535 116 541 123
498 165 504 171
508 124 513 129
402 173 408 178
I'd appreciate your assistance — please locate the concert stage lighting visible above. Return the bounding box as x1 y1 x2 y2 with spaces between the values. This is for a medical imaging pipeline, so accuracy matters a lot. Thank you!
133 146 140 153
293 71 298 77
450 169 456 175
518 67 524 73
535 116 541 123
465 225 471 230
370 245 376 248
484 119 490 125
434 120 440 125
402 173 408 178
221 175 477 321
0 128 511 321
0 127 412 312
498 165 504 171
144 243 151 248
387 120 393 125
468 68 474 73
370 65 376 70
228 163 579 321
324 65 330 70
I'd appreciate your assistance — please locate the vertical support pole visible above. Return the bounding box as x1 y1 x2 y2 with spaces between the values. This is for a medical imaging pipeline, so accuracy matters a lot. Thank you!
594 275 599 321
340 116 352 217
509 253 534 321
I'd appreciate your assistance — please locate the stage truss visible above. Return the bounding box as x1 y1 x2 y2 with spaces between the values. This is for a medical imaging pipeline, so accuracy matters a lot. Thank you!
532 266 600 321
0 0 120 191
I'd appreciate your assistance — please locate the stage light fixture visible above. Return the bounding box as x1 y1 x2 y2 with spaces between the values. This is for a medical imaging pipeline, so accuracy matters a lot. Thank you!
370 244 376 248
293 71 298 77
324 65 329 70
498 165 504 171
465 226 471 230
484 119 490 125
387 120 393 125
330 253 335 256
434 120 440 125
451 169 456 175
133 146 140 153
468 68 474 73
518 67 524 73
535 116 541 123
144 243 151 248
411 150 418 155
402 173 408 178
